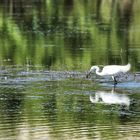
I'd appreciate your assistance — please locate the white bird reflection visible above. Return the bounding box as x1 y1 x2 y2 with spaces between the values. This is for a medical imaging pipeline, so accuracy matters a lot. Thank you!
90 89 130 107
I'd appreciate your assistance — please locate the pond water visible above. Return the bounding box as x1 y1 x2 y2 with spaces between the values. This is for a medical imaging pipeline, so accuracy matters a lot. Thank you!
0 67 140 140
0 0 140 140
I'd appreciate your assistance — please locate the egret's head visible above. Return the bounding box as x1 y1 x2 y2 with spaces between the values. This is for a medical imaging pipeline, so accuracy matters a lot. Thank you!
86 66 97 78
90 66 97 72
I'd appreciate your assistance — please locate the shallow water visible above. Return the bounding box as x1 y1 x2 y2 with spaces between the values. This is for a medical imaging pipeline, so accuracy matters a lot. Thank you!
0 67 140 140
0 0 140 140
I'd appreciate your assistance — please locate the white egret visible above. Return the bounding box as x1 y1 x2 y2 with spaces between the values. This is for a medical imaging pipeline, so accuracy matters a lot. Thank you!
86 63 131 85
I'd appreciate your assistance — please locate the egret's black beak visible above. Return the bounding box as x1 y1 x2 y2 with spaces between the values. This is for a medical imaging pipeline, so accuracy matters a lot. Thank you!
86 71 91 78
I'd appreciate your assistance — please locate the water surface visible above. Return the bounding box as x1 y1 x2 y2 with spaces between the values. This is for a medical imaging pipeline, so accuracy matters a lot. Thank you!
0 67 140 140
0 1 140 140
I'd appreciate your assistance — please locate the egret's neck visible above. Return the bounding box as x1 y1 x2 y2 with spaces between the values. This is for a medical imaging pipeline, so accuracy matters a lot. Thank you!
90 66 103 76
94 66 103 76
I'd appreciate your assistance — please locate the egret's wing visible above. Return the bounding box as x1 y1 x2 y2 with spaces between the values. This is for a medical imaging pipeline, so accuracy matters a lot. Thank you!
102 65 122 75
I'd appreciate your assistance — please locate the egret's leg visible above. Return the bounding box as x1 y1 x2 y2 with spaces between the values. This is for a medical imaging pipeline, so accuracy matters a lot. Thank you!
112 76 118 85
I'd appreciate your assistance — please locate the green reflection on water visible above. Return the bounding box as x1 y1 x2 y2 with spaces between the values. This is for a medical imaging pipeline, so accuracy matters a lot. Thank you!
0 0 140 71
0 73 140 140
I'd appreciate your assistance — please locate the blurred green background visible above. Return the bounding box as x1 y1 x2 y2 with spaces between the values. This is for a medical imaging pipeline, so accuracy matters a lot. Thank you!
0 0 140 71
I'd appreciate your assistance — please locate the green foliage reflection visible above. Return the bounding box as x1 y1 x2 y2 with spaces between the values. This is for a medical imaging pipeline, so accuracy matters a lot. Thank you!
0 0 139 71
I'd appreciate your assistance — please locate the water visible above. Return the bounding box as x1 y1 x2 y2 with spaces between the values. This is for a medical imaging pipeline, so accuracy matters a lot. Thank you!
0 1 140 140
0 67 140 140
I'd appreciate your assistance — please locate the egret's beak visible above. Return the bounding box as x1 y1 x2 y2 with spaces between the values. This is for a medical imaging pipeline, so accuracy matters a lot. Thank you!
86 71 91 78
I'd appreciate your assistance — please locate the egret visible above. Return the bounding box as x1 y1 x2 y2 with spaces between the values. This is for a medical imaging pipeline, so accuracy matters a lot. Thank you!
86 63 131 85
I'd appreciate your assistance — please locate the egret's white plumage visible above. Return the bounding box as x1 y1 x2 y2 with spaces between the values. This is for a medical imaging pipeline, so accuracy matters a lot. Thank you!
87 63 131 84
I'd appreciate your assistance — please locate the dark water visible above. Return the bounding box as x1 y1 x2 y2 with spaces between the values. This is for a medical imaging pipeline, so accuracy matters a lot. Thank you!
0 1 140 140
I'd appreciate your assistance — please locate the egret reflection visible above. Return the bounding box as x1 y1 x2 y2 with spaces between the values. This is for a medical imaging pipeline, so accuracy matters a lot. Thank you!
90 89 130 107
